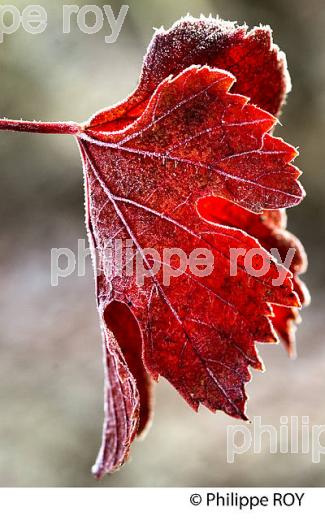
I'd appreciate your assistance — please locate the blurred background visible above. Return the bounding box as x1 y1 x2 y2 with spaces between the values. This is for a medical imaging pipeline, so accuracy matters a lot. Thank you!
0 0 324 486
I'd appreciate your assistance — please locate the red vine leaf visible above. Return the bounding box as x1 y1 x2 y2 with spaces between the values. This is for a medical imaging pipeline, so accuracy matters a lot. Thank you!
79 63 304 476
0 15 308 479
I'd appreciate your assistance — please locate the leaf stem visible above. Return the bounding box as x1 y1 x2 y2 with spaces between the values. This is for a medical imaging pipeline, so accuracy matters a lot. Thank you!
0 118 82 135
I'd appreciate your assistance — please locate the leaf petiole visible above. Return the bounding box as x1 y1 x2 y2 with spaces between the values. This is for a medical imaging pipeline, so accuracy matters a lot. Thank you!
0 118 81 135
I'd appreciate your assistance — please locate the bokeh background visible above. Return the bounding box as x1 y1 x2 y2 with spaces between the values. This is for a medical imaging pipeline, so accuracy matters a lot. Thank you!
0 0 324 486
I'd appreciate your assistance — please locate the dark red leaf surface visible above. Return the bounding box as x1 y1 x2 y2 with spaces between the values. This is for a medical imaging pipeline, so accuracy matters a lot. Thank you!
88 15 290 133
197 196 309 355
77 24 307 474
